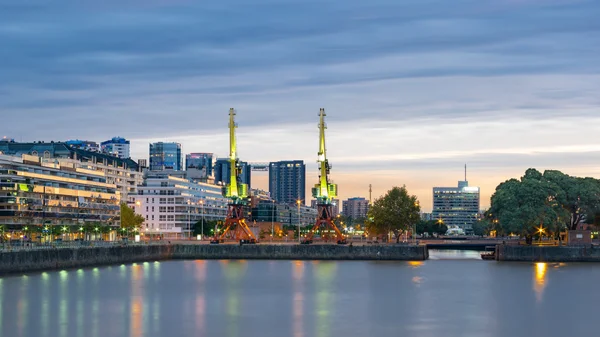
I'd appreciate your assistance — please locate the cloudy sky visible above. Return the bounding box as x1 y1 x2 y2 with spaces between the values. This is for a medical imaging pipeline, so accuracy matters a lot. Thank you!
1 0 599 211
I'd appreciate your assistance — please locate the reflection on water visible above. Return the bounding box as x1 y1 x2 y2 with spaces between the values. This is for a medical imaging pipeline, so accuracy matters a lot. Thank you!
534 262 547 302
1 259 600 337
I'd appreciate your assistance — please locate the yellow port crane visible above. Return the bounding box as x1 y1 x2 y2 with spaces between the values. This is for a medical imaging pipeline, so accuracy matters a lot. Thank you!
303 108 346 244
211 108 257 244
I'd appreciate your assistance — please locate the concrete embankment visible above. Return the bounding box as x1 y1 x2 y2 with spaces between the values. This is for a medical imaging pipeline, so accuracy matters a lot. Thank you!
496 244 600 262
0 243 427 274
173 243 428 261
0 245 174 274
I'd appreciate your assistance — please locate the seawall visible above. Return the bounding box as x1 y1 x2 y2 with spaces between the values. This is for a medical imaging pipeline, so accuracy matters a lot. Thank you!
0 243 427 274
496 245 600 262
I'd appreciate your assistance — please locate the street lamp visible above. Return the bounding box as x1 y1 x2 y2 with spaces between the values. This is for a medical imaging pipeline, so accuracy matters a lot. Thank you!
187 199 191 240
271 200 275 242
200 199 205 241
296 199 302 243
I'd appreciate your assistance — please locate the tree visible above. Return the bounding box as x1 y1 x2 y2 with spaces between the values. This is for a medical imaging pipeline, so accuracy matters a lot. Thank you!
472 220 491 237
489 169 571 235
193 219 218 237
120 202 144 230
543 170 600 230
366 186 421 243
416 220 447 236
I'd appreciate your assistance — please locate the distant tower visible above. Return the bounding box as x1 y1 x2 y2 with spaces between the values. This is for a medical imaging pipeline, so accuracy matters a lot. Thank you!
369 184 372 205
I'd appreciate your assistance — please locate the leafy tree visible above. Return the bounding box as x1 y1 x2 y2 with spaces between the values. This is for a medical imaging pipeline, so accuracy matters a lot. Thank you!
120 202 144 230
543 170 600 230
416 220 447 236
366 186 421 243
193 219 219 236
472 220 491 237
489 169 571 235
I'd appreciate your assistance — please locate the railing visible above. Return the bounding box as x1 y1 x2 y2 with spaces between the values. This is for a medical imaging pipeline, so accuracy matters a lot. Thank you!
0 240 168 251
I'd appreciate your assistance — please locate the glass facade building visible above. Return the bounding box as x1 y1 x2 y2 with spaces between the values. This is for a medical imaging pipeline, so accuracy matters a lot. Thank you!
432 181 480 233
214 158 251 187
269 160 306 205
0 154 120 232
149 142 182 171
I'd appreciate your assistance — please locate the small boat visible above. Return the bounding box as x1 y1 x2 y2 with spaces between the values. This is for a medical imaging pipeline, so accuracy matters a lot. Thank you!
481 246 496 260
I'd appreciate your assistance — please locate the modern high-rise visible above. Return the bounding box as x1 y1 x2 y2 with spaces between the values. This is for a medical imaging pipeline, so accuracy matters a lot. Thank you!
101 137 130 159
149 142 182 171
269 160 305 205
342 197 369 219
432 180 480 233
214 158 250 187
186 153 214 180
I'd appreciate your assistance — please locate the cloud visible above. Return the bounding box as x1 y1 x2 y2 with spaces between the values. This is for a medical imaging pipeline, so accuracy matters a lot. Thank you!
1 0 599 209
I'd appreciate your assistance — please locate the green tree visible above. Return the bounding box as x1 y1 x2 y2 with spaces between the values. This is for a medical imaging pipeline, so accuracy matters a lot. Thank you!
543 170 600 230
472 220 491 237
120 202 144 230
193 219 219 237
366 186 421 243
416 220 447 236
489 169 570 235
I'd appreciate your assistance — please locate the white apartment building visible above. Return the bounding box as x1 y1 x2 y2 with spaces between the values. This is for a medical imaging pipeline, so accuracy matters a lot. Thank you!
101 137 131 159
130 173 228 238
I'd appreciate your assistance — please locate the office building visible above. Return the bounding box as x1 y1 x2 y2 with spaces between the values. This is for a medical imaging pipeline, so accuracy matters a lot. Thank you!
432 180 480 233
101 137 130 159
186 153 214 181
269 160 305 205
138 159 147 169
251 200 316 226
342 197 369 219
65 140 100 152
130 171 228 238
0 141 142 201
311 198 339 217
214 158 251 187
0 153 120 233
149 142 182 171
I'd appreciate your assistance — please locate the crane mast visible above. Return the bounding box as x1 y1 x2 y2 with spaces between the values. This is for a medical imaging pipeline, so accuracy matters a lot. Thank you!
304 108 345 245
224 108 247 204
212 108 255 244
312 108 337 203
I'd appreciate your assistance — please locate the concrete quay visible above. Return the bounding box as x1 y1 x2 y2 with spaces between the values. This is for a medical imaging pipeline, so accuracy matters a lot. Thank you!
0 243 428 274
495 244 600 262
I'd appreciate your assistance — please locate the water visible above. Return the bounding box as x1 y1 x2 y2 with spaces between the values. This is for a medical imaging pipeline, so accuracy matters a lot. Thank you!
1 250 599 337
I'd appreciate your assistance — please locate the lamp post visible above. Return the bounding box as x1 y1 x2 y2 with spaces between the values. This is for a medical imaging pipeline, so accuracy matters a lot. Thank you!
187 199 191 240
200 199 205 241
296 199 301 243
271 200 275 242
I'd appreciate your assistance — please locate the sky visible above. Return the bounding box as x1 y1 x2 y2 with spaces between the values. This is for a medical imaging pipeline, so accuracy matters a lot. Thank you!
1 0 599 212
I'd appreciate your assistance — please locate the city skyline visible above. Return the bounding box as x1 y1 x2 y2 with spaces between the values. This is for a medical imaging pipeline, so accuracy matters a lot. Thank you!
2 0 600 212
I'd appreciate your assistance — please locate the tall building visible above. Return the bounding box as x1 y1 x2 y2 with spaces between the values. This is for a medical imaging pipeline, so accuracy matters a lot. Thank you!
149 142 182 171
130 172 228 238
0 141 142 201
65 140 99 152
432 180 480 233
186 153 214 180
101 137 130 159
138 159 147 169
0 153 120 232
269 160 306 205
311 198 339 217
214 158 251 187
342 197 369 219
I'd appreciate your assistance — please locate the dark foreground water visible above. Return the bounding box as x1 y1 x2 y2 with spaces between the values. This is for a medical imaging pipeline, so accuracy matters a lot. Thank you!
1 250 600 337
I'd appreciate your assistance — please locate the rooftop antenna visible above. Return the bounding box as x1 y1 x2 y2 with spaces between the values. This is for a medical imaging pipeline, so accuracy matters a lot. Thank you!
369 184 372 205
464 164 467 181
